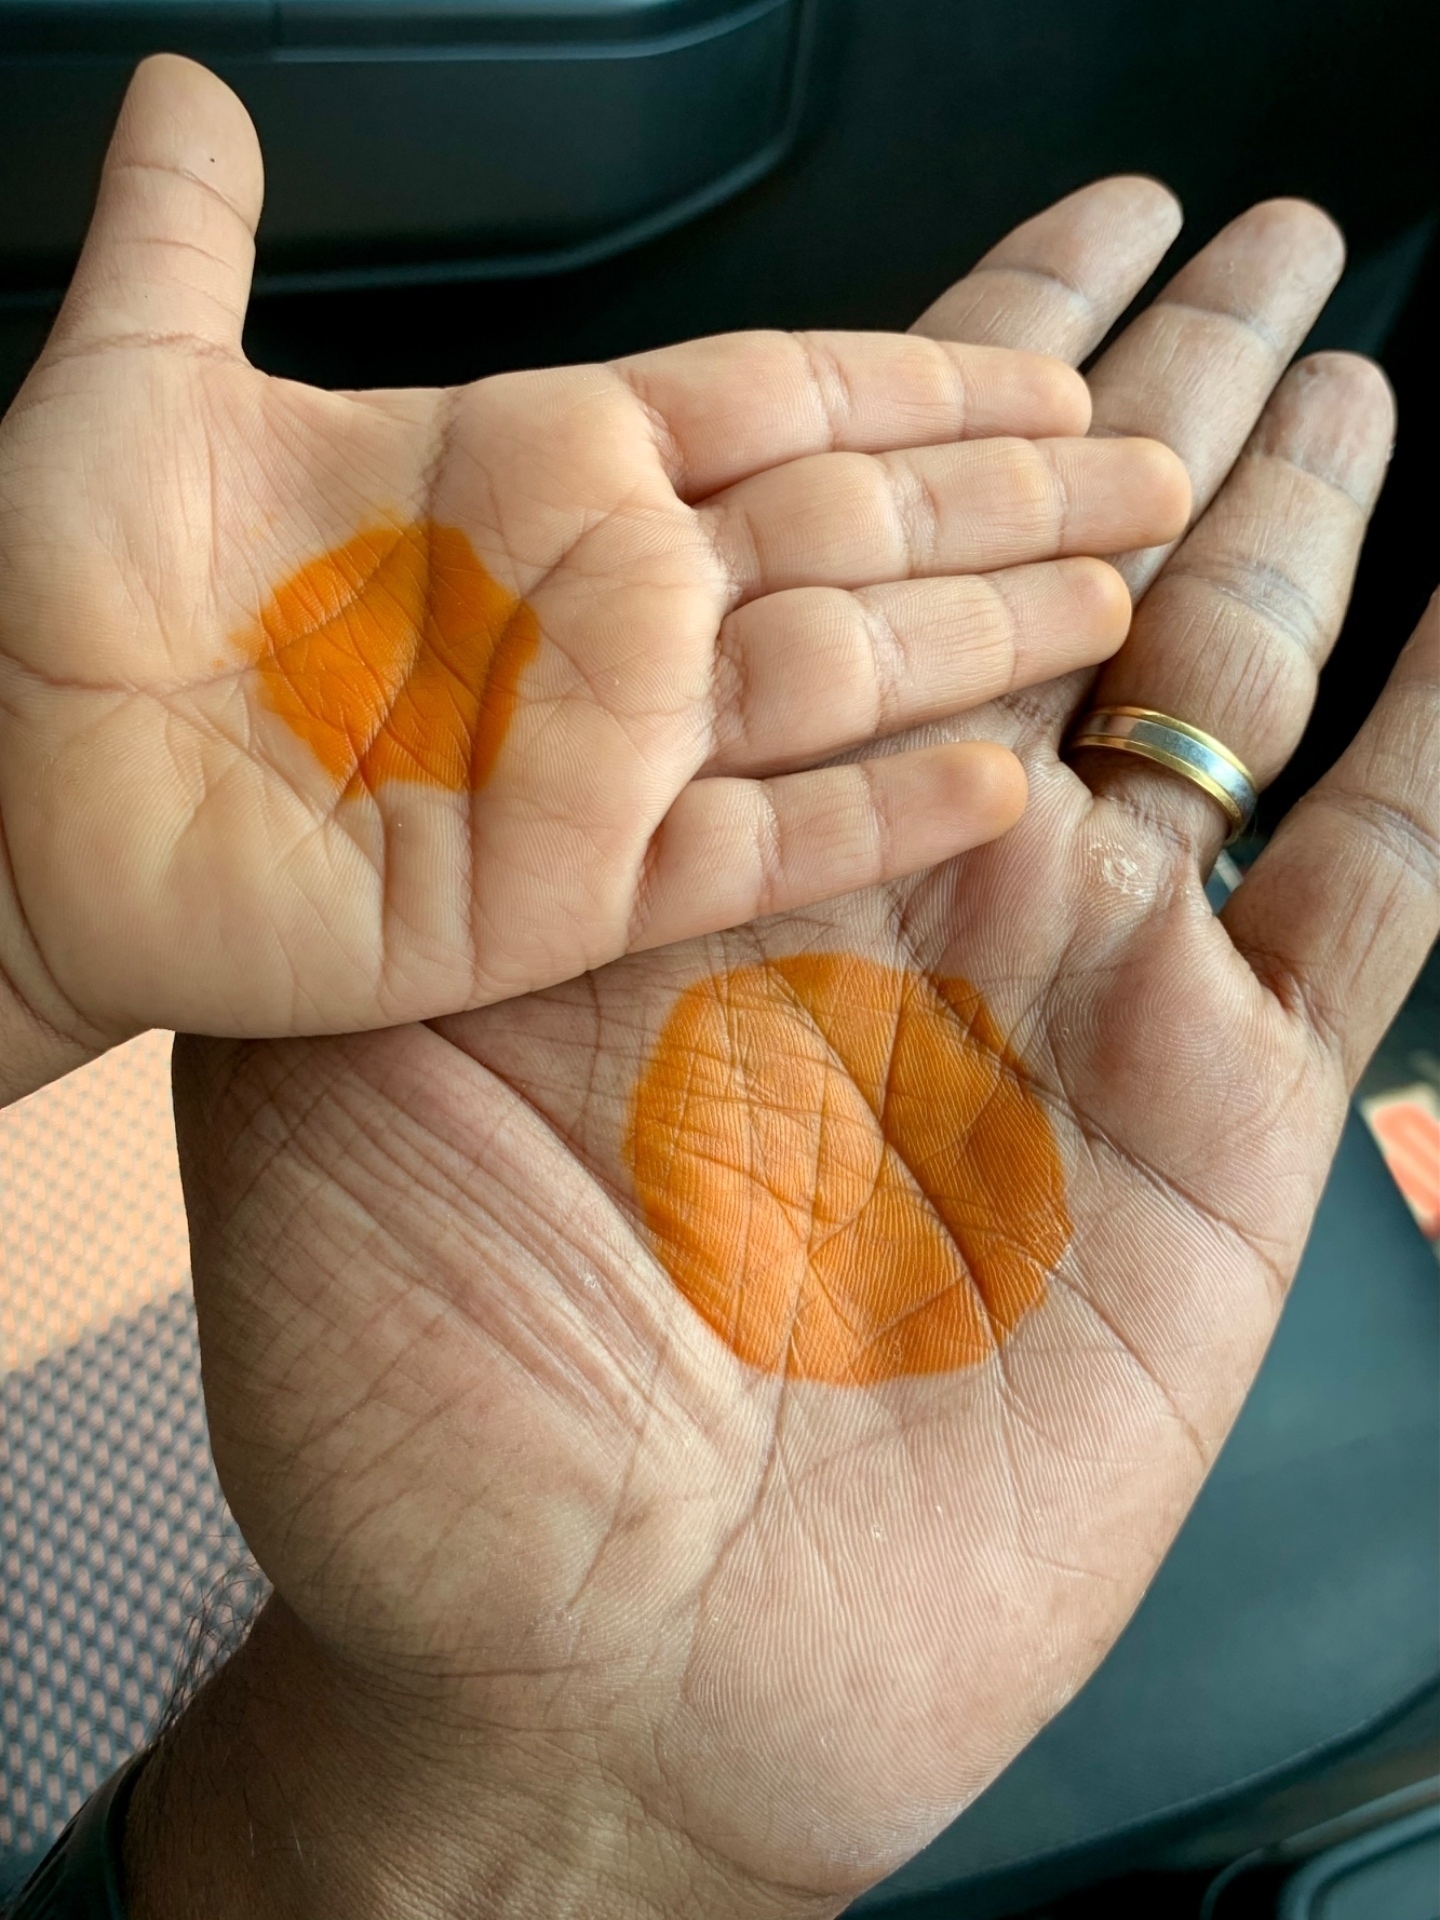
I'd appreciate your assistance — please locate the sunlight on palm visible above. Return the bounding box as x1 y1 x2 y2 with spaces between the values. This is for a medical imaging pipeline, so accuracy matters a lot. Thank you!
0 57 1192 1068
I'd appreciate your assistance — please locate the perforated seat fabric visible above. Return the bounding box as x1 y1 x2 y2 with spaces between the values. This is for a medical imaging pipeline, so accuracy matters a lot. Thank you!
0 1034 259 1895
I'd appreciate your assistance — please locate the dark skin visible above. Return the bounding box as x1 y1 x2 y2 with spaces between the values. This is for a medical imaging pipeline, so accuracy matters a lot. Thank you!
114 157 1436 1920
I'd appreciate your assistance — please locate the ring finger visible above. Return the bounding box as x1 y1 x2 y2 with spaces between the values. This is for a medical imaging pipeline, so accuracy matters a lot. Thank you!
1069 351 1396 865
704 556 1132 777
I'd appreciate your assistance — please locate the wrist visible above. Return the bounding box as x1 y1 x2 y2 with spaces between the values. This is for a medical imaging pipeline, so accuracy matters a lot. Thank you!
123 1599 834 1920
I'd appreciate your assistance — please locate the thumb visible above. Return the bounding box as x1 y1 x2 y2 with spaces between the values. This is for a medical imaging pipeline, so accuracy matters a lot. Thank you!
47 54 263 361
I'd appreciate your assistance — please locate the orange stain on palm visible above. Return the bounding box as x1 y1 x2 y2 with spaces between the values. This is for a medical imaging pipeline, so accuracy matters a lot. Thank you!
246 521 539 795
626 954 1070 1384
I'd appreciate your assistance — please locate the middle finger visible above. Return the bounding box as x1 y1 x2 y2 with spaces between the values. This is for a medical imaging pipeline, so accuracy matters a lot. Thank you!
1089 197 1348 603
699 435 1190 601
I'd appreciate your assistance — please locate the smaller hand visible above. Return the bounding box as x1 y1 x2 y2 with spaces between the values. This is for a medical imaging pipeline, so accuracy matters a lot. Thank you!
0 56 1187 1092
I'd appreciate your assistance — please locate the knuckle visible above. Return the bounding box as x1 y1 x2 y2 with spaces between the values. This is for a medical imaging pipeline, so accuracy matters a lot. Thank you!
1003 439 1065 539
791 330 858 446
972 576 1024 688
853 588 911 731
1150 552 1335 678
877 452 942 571
856 760 892 878
1322 785 1440 892
752 784 786 911
708 611 754 756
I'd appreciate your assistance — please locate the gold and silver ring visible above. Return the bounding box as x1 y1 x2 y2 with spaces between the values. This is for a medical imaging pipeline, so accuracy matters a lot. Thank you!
1067 706 1257 840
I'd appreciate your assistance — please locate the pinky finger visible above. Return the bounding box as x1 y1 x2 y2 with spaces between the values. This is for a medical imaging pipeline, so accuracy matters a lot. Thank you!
1223 591 1440 1088
628 741 1026 954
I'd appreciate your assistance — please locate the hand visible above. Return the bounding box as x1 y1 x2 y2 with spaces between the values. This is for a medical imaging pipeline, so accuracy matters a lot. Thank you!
0 57 1189 1102
150 187 1437 1919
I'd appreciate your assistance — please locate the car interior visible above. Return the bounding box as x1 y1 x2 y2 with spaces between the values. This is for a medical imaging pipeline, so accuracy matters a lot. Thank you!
1 2 1437 1914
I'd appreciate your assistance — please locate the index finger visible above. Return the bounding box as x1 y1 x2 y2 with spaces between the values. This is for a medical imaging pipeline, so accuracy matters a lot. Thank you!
910 175 1186 361
610 331 1091 501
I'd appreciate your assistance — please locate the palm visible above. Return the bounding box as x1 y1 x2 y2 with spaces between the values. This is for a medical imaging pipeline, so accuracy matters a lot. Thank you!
0 61 1194 1055
179 179 1437 1912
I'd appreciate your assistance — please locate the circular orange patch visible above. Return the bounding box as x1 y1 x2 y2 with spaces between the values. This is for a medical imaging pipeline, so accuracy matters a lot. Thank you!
625 954 1070 1384
247 521 538 796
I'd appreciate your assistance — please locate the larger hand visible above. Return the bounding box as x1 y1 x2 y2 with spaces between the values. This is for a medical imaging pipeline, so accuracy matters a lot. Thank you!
155 188 1437 1919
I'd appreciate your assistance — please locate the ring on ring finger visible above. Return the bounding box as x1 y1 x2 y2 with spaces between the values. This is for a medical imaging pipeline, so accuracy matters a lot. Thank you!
1067 706 1257 841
